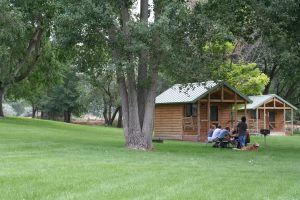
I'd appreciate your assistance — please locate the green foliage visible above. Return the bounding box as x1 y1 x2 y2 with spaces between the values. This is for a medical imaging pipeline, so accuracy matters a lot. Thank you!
0 0 26 84
199 0 300 108
203 40 270 95
215 62 269 95
150 1 233 84
54 0 233 84
7 41 63 106
40 66 87 117
200 0 299 42
0 0 61 117
0 0 57 86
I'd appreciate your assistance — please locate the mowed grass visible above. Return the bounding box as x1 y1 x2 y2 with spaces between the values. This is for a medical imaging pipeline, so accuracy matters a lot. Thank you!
0 118 300 200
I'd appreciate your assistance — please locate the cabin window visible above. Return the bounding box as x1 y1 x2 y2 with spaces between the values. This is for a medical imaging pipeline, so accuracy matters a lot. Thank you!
269 111 275 122
185 103 197 117
210 106 218 121
250 110 260 119
269 111 276 128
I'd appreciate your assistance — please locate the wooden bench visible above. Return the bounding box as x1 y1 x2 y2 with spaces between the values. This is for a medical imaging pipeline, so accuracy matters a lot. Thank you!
152 139 164 143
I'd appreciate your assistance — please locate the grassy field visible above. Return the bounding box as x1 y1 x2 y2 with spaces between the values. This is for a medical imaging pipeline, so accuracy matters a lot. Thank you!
0 117 300 200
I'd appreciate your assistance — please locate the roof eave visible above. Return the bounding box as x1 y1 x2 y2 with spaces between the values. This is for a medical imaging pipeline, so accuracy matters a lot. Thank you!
222 81 252 103
240 94 298 111
273 94 298 110
192 81 252 103
191 81 222 103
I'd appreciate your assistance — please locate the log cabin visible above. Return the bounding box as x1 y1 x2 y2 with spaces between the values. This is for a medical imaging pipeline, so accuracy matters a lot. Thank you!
154 81 252 142
237 94 298 135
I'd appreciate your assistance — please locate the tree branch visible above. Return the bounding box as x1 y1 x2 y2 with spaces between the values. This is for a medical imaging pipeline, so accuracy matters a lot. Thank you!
14 27 43 83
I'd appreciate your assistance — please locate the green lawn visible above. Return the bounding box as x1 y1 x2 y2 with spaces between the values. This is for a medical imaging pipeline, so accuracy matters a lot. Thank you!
0 118 300 200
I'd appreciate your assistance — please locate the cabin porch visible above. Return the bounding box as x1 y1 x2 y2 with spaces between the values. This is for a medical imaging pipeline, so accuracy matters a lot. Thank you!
238 96 295 135
154 85 249 142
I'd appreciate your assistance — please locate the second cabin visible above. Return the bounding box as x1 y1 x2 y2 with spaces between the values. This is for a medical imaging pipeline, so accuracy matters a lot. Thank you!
154 81 251 142
237 94 298 135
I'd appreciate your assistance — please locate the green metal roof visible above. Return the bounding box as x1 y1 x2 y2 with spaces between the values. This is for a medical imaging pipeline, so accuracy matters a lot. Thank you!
155 81 252 104
240 94 298 110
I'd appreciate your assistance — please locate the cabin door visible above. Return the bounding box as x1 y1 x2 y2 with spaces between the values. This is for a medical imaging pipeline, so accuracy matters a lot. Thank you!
210 105 219 126
269 111 276 129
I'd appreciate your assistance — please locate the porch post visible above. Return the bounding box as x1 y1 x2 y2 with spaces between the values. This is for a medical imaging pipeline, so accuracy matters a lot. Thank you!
197 100 201 140
221 86 224 102
234 93 237 126
291 109 294 135
264 103 266 129
283 103 286 134
244 100 247 117
181 105 184 140
256 108 259 133
207 93 211 132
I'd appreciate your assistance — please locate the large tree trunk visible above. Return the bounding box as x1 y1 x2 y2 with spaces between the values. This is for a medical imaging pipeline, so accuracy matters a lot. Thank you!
102 85 115 126
118 80 147 149
117 74 130 144
137 0 149 127
108 105 112 124
0 86 4 117
109 106 120 126
32 105 37 118
141 68 158 149
103 105 109 125
263 62 278 94
139 0 162 149
114 0 161 150
117 106 122 128
118 2 147 149
14 27 43 82
31 101 37 118
64 111 71 123
68 111 71 123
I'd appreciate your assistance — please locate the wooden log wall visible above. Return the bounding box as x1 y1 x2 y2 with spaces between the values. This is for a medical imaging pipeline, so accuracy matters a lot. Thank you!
154 104 184 136
198 102 234 137
199 102 208 134
219 103 233 129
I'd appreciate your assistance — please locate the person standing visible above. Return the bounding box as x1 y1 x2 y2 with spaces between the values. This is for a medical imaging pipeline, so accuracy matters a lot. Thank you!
237 116 248 148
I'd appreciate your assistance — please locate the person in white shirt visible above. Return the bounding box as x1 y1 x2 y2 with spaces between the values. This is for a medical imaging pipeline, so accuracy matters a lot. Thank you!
211 125 222 141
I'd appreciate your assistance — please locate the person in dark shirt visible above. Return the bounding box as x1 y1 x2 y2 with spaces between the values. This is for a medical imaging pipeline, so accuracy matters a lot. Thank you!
245 131 250 146
237 116 248 148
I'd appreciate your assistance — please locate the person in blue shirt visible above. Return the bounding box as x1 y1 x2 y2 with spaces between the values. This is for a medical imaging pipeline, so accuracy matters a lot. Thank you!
219 127 230 139
207 124 216 142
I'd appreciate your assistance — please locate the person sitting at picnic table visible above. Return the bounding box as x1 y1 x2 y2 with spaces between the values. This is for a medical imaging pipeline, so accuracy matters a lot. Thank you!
229 129 240 147
211 125 222 141
219 127 230 140
207 124 216 142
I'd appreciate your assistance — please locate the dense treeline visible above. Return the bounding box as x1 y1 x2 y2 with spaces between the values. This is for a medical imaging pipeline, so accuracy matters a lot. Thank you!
0 0 299 149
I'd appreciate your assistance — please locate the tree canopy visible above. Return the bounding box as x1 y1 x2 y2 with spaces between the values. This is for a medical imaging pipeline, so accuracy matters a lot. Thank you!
0 0 57 116
1 0 300 148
